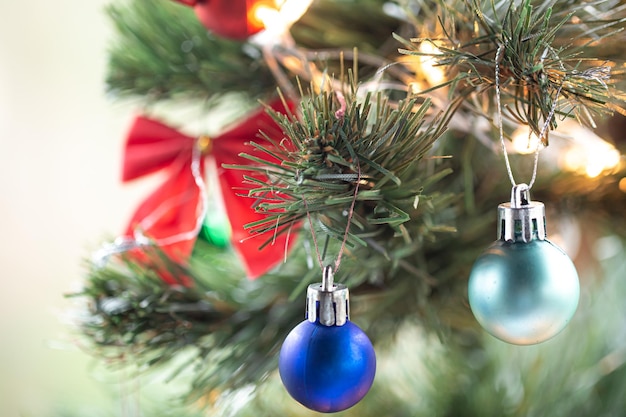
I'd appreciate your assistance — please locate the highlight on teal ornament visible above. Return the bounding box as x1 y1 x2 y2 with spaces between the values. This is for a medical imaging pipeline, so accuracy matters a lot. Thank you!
279 266 376 413
468 184 580 345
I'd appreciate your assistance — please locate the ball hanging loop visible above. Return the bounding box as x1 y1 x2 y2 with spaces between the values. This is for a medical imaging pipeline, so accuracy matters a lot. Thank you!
279 266 376 412
321 265 334 291
468 185 580 345
306 266 350 326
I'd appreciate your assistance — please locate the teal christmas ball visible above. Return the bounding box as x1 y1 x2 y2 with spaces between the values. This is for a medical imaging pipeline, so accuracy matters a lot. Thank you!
468 239 580 345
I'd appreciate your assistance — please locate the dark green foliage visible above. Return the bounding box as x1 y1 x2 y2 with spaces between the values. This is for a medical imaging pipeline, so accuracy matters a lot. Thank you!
105 0 275 102
70 241 310 400
232 85 453 253
105 0 405 104
292 0 407 54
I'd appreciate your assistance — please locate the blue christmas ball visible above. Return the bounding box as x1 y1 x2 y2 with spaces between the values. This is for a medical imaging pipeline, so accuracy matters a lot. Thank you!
468 239 580 345
279 320 376 413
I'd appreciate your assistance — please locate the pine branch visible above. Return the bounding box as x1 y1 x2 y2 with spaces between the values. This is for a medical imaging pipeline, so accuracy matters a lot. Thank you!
230 84 454 258
105 0 275 102
73 1 626 414
398 0 626 142
69 240 312 401
105 0 406 104
292 0 407 55
70 132 626 408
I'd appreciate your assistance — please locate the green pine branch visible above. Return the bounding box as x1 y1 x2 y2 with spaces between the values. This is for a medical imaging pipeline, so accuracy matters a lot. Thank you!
398 0 626 142
230 83 455 262
69 241 313 401
69 134 626 410
105 0 406 104
292 0 407 55
105 0 275 102
70 0 626 414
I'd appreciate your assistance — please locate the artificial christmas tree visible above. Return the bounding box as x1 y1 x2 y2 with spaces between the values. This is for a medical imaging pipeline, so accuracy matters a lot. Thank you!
69 0 626 415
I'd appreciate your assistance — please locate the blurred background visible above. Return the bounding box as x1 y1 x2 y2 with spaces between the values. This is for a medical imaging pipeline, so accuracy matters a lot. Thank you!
0 1 141 415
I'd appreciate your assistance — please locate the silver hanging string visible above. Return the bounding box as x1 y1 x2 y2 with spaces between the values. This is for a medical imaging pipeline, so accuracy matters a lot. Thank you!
302 157 361 276
494 43 564 190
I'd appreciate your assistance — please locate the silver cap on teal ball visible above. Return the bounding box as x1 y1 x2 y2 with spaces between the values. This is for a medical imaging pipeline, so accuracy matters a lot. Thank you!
498 183 546 243
468 184 580 345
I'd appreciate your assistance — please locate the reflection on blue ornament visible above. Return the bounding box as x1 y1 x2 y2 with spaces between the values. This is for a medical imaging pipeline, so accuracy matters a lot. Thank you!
279 320 376 413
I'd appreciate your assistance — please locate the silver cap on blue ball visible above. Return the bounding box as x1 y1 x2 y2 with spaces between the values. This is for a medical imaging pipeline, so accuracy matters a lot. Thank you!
306 266 350 326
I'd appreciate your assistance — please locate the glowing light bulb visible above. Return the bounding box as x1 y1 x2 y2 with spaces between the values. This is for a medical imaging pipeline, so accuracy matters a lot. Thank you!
418 41 446 86
604 148 621 170
562 147 586 173
254 0 313 37
585 160 604 178
174 0 311 40
581 143 620 177
556 122 622 178
251 3 280 30
511 127 542 154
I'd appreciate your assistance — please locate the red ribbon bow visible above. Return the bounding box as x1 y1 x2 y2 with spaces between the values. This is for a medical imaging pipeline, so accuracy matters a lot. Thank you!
121 99 297 283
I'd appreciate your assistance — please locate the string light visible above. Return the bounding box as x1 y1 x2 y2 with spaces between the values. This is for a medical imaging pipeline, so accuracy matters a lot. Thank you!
250 1 280 31
418 41 446 86
557 123 621 178
254 0 313 37
505 120 622 180
511 127 543 155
